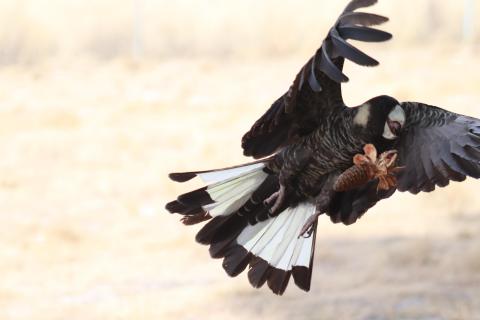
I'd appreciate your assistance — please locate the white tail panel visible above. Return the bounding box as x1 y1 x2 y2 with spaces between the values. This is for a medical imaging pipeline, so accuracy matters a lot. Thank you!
198 163 265 184
236 203 316 270
202 163 268 217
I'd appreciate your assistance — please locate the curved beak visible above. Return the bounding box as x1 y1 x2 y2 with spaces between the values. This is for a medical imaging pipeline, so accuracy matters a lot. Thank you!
387 119 402 136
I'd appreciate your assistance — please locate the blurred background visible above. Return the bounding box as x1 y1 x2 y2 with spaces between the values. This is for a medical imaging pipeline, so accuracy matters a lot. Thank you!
0 0 479 319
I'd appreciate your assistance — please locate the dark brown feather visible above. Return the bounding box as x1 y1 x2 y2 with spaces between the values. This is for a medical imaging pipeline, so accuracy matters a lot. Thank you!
339 12 389 26
328 180 396 225
177 187 213 207
241 0 390 159
292 266 313 292
339 26 392 42
330 31 379 66
165 200 189 214
168 172 197 183
222 245 252 277
397 102 480 194
267 269 292 296
247 257 271 288
343 0 378 12
181 211 212 226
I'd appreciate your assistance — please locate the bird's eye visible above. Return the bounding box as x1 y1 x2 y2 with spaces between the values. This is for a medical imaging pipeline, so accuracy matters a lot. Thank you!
388 120 402 135
383 121 397 140
382 105 405 140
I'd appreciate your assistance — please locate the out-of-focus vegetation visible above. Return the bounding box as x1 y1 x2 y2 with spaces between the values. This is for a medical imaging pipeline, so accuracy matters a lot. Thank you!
0 0 478 65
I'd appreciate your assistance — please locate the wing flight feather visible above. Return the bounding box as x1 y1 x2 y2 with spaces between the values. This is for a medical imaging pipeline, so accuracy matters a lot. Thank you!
242 0 392 159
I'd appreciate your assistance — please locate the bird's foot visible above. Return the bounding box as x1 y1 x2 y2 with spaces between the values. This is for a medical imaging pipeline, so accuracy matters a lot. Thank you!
299 212 320 238
334 144 403 192
300 174 338 238
374 148 404 191
264 184 286 215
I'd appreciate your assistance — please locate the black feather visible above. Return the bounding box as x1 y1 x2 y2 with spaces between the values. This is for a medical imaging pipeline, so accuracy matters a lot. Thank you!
453 154 480 179
338 26 392 42
177 187 213 207
165 200 189 214
343 0 378 13
397 102 480 193
181 211 211 225
319 43 349 83
339 12 389 27
308 51 323 92
329 180 396 225
267 269 291 296
196 215 232 245
222 245 251 277
240 0 390 159
169 172 197 183
292 266 313 292
330 31 379 66
248 257 271 288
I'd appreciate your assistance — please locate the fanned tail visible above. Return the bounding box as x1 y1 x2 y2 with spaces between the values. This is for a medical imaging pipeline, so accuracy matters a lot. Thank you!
166 162 318 295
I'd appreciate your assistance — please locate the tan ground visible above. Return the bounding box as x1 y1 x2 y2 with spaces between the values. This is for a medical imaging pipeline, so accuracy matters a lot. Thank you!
0 45 479 320
0 1 479 318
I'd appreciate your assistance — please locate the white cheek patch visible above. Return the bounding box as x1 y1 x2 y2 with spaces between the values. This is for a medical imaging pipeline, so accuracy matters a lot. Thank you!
353 103 371 127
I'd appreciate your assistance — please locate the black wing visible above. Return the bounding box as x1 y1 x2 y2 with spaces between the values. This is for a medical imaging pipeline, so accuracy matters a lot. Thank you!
327 179 396 225
396 102 480 194
241 0 392 159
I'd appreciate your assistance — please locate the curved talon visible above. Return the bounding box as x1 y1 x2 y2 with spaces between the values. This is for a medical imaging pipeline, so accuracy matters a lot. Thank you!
363 143 378 162
336 144 402 192
299 213 320 238
264 185 286 215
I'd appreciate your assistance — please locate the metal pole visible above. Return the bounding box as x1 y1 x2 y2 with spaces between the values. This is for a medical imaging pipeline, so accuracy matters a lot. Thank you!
463 0 476 42
132 0 144 61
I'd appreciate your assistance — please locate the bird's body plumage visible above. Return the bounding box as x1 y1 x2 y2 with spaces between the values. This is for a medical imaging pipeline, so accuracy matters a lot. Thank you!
165 0 480 295
265 103 394 204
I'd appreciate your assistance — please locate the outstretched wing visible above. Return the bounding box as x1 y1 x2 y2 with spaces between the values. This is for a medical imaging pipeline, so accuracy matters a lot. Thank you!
396 102 480 194
242 0 392 159
327 179 397 225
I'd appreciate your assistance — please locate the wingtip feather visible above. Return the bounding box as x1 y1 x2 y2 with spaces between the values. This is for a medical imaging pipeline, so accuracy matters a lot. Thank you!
169 172 197 182
343 0 378 13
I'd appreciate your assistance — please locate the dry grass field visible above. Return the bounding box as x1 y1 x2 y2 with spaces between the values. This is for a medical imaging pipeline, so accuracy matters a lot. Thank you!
0 1 479 319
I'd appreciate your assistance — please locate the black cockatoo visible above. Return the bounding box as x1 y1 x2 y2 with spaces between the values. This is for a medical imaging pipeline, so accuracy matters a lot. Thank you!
166 0 480 295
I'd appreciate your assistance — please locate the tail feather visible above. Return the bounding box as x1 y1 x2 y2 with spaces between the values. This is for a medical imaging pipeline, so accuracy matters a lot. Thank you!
169 160 268 183
180 211 211 226
165 200 190 214
202 203 318 295
196 216 231 245
222 245 252 277
177 187 213 207
248 257 270 288
207 169 267 217
267 268 291 295
209 231 242 258
168 172 197 183
166 162 318 295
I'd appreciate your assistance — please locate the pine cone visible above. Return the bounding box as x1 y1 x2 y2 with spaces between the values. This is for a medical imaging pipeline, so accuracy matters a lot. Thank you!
333 163 376 192
334 144 401 192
